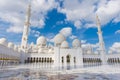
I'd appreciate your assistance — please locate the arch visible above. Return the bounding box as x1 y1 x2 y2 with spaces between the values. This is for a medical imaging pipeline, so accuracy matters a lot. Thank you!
27 57 30 63
112 58 114 63
96 58 99 63
114 58 117 63
39 58 41 62
86 58 88 63
61 56 64 63
50 58 52 63
83 58 85 63
74 57 76 63
38 58 40 62
33 57 35 63
47 58 49 63
42 58 44 63
88 58 90 63
118 58 120 63
66 55 71 63
36 58 38 63
93 58 95 63
110 58 112 63
45 58 46 62
30 57 32 63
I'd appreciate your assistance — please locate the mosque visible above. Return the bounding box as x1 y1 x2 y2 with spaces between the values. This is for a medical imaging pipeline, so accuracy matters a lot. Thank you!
0 2 120 70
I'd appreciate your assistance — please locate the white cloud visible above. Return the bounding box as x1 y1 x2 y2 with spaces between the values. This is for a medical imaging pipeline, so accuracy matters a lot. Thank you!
115 30 120 34
1 0 120 34
47 38 54 43
82 43 99 48
69 35 77 39
0 0 27 33
46 33 55 43
0 0 58 33
74 20 82 29
81 40 87 44
58 0 97 28
31 30 40 37
30 0 58 28
81 43 90 48
96 0 120 25
82 43 99 54
109 42 120 53
59 27 72 37
84 23 96 28
113 14 120 23
58 0 120 28
6 26 23 34
39 19 45 28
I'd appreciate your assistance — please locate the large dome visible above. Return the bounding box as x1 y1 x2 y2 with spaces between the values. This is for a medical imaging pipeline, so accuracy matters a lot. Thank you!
61 41 69 48
8 42 14 49
37 36 47 46
54 33 66 46
0 38 8 46
72 39 81 48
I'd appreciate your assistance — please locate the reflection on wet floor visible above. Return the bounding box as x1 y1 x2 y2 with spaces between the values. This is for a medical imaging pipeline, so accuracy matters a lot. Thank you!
0 64 120 80
0 69 78 80
0 69 120 80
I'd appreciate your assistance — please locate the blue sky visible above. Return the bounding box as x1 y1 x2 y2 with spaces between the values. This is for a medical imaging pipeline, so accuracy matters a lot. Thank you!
0 0 120 52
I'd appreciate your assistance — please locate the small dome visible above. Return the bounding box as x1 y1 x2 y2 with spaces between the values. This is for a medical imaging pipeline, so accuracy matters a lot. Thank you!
14 45 18 51
94 51 99 54
61 41 69 48
37 36 47 46
86 50 91 54
72 39 81 48
18 48 22 53
8 42 14 49
38 48 43 53
30 42 34 48
0 38 8 46
48 49 53 53
54 33 66 46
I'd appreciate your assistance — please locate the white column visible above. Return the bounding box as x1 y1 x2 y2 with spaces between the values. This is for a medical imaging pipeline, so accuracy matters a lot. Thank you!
76 48 83 68
70 55 74 69
64 56 67 70
53 47 60 70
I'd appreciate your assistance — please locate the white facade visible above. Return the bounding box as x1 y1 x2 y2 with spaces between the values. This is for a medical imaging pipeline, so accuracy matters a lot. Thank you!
0 38 21 66
0 34 120 69
0 2 120 70
21 34 83 69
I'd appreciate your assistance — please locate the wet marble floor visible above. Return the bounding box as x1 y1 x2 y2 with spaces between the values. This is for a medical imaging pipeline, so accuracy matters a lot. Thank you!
0 65 120 80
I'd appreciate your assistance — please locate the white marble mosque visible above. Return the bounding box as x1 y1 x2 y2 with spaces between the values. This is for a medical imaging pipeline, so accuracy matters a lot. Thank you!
0 1 120 71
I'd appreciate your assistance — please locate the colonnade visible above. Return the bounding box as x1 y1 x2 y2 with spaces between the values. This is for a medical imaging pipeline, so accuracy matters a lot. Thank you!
83 58 120 66
0 54 19 68
25 57 54 63
107 58 120 64
83 58 102 63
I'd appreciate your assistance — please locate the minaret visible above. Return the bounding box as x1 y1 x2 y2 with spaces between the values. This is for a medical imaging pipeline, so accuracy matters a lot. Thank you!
96 15 106 65
21 1 31 52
